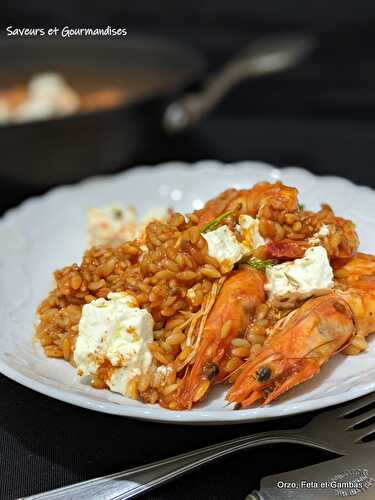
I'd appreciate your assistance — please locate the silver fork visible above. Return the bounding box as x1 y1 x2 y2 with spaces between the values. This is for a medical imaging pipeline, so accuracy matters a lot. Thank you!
20 392 375 500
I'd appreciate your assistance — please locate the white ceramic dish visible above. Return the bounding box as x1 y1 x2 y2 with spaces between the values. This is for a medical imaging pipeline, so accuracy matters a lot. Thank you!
1 160 375 424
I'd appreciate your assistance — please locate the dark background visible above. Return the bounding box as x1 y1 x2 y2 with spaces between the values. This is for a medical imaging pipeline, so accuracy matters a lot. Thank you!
0 2 374 499
2 0 375 211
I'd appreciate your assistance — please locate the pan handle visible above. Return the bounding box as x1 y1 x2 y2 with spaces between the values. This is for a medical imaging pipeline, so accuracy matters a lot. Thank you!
163 34 315 133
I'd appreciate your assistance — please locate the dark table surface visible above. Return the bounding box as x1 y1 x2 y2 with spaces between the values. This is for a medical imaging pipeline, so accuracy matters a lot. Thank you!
0 112 372 500
2 2 375 497
1 372 336 500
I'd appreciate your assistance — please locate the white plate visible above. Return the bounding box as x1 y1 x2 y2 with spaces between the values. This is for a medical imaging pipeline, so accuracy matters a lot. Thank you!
1 160 375 424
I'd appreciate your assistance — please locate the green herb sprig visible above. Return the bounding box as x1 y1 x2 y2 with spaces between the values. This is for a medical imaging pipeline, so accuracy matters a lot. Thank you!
200 209 237 233
298 203 305 211
244 257 276 271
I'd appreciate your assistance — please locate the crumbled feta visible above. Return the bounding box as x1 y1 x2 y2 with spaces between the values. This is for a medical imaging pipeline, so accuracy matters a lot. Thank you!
14 97 56 122
186 287 196 303
308 224 330 245
88 204 170 246
202 225 244 271
318 224 330 237
156 365 173 386
140 207 169 228
88 203 137 246
74 292 154 397
137 207 170 237
237 215 265 253
265 246 334 307
14 73 80 122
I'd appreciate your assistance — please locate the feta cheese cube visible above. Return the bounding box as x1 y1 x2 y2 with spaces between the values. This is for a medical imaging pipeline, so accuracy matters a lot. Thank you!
74 292 154 397
265 246 334 307
237 214 265 253
202 225 244 271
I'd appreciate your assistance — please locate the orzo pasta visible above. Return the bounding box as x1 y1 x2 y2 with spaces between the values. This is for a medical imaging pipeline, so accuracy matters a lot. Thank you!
35 181 375 410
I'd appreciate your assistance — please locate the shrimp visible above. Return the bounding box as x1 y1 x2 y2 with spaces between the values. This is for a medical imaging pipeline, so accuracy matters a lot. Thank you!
192 182 298 227
334 252 375 286
226 294 355 408
336 253 375 350
227 253 375 408
175 267 265 409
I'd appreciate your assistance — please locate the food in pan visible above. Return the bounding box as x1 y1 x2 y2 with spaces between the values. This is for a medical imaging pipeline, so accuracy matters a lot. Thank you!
0 72 123 124
35 181 375 410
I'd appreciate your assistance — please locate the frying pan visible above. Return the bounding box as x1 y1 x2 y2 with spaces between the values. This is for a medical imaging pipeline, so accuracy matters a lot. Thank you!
0 34 314 188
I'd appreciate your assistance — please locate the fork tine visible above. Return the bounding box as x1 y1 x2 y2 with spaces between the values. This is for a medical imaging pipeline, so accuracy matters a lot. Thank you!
338 391 375 418
355 424 375 443
345 407 375 429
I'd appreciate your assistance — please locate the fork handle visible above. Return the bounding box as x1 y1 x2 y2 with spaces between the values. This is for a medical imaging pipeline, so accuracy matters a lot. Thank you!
20 430 321 500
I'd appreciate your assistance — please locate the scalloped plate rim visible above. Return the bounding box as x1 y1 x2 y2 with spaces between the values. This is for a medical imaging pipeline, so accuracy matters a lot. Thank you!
1 159 375 425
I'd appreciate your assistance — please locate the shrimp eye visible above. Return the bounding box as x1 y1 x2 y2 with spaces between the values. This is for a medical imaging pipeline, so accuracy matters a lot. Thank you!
233 402 242 410
256 366 271 382
203 362 219 381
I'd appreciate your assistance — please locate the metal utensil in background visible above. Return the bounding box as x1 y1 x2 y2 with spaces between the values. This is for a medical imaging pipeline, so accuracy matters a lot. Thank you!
0 33 315 188
19 391 375 500
164 34 315 132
